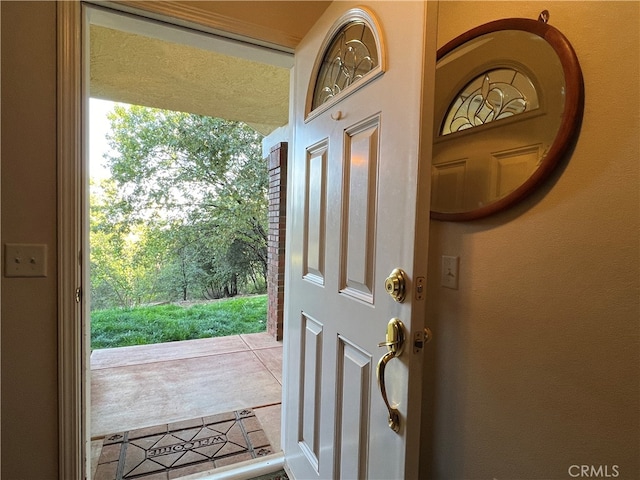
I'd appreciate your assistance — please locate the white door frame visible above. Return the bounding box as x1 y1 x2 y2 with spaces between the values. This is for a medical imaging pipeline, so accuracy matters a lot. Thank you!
57 2 296 477
57 2 84 477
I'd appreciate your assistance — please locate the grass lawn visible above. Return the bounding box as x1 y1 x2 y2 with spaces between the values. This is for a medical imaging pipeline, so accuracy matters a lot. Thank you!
91 294 267 349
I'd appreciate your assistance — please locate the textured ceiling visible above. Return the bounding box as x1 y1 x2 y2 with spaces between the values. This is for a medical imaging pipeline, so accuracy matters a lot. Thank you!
90 1 331 134
90 25 292 134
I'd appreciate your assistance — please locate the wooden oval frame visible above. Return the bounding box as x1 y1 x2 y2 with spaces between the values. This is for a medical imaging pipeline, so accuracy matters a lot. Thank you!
430 18 584 222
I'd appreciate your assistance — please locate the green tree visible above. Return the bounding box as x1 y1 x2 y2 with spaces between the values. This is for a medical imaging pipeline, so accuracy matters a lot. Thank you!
90 178 166 309
93 105 267 307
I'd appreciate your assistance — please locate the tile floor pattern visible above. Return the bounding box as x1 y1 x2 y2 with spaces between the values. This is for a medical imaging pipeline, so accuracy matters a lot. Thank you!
95 409 273 480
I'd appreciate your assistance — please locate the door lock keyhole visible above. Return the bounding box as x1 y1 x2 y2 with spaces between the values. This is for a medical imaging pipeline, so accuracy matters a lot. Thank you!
385 268 407 303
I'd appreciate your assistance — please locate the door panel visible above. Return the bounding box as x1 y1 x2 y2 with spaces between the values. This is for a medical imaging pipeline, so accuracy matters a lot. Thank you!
341 115 380 302
299 313 323 470
335 337 372 478
304 142 328 285
283 2 436 479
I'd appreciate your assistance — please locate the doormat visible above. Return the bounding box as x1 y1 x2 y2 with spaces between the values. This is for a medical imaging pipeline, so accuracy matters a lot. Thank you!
94 409 275 480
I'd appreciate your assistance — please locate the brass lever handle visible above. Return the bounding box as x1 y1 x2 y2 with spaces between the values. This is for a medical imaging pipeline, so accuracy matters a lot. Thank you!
376 318 405 432
377 350 401 432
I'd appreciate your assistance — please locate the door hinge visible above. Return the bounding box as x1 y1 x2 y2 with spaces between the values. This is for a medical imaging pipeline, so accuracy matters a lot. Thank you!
75 287 82 303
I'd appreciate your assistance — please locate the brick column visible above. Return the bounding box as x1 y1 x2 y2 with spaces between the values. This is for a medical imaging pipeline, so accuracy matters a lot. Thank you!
267 142 287 340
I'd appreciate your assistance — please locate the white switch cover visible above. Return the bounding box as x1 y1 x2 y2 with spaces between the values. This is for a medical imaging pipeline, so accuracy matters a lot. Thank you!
4 244 48 277
441 255 459 289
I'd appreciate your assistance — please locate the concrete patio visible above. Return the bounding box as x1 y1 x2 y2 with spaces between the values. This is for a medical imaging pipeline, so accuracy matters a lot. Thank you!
91 332 283 453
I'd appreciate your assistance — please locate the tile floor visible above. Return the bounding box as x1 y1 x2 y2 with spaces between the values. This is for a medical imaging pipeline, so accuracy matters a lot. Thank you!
91 333 283 476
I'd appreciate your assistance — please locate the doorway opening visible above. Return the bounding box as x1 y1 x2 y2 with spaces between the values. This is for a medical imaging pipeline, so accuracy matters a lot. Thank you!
84 6 291 478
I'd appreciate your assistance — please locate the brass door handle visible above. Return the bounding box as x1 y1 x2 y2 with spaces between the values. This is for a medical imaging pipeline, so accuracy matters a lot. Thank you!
376 318 405 432
377 350 400 432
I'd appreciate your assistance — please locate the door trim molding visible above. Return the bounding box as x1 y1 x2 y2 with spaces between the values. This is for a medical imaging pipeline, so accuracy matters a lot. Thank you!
113 0 299 52
57 1 84 478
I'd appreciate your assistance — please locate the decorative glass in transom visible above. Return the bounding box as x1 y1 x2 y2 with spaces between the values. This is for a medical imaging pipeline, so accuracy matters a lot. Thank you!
312 20 378 110
441 68 539 136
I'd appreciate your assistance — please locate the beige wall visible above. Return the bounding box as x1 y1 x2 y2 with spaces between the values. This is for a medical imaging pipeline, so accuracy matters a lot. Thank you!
0 1 638 478
1 1 59 477
420 2 639 479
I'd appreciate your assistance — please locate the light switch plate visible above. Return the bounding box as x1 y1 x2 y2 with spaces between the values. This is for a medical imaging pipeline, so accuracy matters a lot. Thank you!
441 255 459 289
4 244 48 277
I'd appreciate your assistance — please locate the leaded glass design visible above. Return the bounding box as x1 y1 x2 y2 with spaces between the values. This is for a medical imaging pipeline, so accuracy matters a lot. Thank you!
441 68 539 136
312 20 378 110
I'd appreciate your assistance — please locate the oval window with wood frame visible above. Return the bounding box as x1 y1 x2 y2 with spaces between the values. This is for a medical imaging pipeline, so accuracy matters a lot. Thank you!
430 14 584 221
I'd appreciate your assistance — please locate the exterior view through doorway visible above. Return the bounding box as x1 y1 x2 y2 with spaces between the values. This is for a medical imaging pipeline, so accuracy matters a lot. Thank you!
84 5 291 477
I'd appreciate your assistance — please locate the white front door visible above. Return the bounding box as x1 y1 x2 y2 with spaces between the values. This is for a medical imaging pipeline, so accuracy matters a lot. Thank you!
283 2 436 479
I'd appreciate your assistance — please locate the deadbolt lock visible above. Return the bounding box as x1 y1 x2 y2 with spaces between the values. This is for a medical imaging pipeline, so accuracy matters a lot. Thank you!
385 268 407 303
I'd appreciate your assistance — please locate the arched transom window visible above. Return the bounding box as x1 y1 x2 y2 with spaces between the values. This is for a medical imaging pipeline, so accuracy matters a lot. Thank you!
309 8 384 115
441 68 540 136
